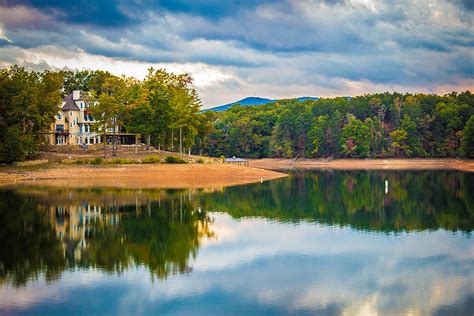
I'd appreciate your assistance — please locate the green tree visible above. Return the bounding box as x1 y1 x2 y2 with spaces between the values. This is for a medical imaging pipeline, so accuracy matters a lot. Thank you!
169 86 201 156
126 91 154 150
461 115 474 158
0 66 62 163
308 115 329 157
90 76 128 157
340 115 370 158
389 129 409 156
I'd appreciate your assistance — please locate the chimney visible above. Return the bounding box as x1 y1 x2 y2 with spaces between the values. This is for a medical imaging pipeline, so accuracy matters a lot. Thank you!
73 90 81 100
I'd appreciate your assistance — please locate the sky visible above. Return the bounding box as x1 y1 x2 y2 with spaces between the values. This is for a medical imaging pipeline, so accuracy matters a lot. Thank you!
0 0 473 108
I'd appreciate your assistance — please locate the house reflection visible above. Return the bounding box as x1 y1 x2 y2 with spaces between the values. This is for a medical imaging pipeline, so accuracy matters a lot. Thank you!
52 202 122 261
0 188 215 286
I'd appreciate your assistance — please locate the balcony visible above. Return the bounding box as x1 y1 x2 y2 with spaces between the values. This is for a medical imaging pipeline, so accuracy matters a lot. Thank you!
55 125 69 136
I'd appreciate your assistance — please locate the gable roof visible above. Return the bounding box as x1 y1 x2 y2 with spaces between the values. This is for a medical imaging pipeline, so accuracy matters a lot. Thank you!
61 93 80 111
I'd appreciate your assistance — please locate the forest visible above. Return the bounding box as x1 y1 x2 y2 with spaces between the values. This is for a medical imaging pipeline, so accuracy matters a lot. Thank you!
0 65 473 163
201 92 474 159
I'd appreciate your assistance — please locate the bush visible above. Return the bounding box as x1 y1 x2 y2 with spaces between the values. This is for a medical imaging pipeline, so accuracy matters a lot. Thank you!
75 159 87 164
219 155 225 162
196 158 204 164
107 158 135 164
90 157 103 165
141 156 161 164
165 156 187 164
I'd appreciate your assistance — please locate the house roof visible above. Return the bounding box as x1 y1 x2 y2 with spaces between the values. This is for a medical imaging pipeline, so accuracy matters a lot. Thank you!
61 93 80 111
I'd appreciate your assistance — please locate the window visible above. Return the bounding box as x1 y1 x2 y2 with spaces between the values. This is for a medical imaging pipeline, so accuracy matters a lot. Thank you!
70 111 72 115
55 124 64 132
58 113 62 120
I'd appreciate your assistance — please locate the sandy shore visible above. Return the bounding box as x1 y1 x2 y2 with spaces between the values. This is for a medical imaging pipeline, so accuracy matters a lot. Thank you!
0 164 287 189
250 158 474 172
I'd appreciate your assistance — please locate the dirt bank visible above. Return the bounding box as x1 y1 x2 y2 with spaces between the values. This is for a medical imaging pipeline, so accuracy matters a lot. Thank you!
0 164 287 189
250 158 474 172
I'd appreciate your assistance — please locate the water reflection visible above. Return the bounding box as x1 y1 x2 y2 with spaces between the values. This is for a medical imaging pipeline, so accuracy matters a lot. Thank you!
0 170 473 315
202 170 474 232
0 188 214 287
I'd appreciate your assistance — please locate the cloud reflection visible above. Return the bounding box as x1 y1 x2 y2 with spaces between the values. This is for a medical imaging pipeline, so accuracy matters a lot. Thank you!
1 213 472 315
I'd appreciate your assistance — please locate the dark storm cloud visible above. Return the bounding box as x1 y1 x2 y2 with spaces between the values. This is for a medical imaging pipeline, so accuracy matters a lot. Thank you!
2 0 132 27
2 0 275 27
450 0 474 11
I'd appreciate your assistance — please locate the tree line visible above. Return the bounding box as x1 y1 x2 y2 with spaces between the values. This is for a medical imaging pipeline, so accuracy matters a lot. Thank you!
1 65 473 163
200 92 474 159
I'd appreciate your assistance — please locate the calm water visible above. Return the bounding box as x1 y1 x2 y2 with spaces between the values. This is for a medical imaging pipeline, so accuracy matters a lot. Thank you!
0 170 473 315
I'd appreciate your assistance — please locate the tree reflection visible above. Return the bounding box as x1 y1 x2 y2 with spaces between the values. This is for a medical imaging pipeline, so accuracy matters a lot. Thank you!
0 189 214 286
201 170 474 233
1 170 472 287
0 191 66 287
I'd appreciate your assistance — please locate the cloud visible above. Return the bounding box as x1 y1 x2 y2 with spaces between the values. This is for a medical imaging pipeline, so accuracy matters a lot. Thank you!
4 0 133 27
0 0 472 106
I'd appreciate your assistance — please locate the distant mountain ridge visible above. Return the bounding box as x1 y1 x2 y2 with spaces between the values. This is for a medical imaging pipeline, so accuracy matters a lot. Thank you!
206 96 318 112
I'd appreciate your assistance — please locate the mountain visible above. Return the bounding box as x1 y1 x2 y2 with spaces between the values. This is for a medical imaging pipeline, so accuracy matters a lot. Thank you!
206 96 318 112
295 96 319 102
206 97 275 112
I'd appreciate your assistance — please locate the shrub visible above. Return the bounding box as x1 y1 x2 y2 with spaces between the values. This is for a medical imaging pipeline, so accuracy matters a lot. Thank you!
75 159 86 164
90 157 103 165
141 156 161 164
219 155 225 162
108 158 135 164
196 158 204 164
165 156 187 164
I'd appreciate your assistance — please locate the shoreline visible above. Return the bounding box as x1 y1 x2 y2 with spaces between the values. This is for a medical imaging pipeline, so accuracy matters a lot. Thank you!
1 158 472 189
0 164 287 189
250 158 474 172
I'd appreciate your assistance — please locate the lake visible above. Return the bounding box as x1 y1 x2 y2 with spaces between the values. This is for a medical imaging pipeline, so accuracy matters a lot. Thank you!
1 170 473 315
